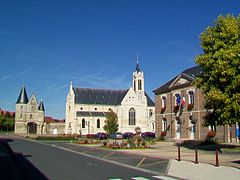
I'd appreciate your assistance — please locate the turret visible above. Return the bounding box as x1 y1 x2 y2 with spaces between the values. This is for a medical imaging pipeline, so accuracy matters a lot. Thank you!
38 100 45 111
16 86 28 104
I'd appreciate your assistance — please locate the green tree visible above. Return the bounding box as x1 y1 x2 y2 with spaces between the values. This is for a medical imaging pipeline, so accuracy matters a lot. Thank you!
0 113 4 131
103 109 119 134
194 14 240 127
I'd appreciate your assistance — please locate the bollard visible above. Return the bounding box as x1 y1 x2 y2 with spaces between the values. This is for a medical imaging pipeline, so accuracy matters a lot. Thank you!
215 144 220 167
195 147 199 164
177 145 181 161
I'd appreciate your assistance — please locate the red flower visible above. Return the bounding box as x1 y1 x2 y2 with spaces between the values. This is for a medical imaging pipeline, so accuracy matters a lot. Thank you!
207 130 216 138
161 131 167 137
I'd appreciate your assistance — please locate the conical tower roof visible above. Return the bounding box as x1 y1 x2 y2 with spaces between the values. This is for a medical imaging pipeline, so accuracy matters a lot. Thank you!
16 86 28 104
38 100 45 111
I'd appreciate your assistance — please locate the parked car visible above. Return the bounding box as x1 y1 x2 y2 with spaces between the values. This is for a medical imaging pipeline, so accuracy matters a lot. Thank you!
141 132 155 138
96 132 107 140
123 132 134 139
109 132 123 139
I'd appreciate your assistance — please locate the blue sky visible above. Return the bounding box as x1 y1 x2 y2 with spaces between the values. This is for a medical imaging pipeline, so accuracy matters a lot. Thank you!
0 0 239 119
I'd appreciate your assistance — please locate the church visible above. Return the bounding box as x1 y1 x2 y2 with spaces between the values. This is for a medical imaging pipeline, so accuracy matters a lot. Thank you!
65 62 155 135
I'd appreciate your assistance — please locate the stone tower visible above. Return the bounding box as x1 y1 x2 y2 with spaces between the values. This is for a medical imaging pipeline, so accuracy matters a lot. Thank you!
15 86 45 134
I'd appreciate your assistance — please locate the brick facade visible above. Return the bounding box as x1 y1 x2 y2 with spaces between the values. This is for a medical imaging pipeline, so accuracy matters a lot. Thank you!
154 66 238 142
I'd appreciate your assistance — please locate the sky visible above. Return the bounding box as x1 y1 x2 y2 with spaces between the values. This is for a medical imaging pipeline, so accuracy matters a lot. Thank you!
0 0 239 119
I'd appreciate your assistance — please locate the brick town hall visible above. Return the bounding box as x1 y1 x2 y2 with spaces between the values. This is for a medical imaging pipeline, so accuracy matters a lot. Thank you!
65 62 155 135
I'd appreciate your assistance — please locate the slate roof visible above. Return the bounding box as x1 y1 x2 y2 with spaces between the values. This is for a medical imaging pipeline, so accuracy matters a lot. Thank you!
16 86 28 104
73 87 155 107
38 100 45 111
76 111 106 117
144 92 155 107
153 66 203 95
73 88 128 105
136 62 141 72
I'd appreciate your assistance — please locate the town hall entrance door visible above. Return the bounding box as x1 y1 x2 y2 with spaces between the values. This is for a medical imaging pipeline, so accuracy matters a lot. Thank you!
190 122 195 139
176 121 181 139
27 122 37 134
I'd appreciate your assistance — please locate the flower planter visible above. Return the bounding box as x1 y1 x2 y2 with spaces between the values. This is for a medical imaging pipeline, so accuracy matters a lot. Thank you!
187 104 194 111
161 107 166 114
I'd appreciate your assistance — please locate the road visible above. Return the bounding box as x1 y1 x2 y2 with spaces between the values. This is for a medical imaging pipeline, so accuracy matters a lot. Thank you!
5 136 161 180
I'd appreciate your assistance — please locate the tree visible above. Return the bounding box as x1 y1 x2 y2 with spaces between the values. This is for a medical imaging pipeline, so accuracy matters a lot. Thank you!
194 14 240 127
103 109 119 134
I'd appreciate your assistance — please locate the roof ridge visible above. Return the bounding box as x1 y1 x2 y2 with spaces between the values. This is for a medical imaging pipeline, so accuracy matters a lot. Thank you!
73 87 128 92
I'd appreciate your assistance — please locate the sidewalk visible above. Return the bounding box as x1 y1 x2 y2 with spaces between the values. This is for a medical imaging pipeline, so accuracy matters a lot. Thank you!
166 159 240 180
117 141 240 180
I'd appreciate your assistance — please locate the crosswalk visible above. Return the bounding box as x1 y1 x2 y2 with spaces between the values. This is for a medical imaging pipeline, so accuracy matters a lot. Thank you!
109 175 178 180
109 177 151 180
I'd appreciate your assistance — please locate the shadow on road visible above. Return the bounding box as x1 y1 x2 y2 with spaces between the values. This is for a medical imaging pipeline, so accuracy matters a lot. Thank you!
0 138 49 180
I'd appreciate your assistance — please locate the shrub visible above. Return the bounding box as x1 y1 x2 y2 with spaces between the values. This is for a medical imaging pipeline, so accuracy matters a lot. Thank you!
103 141 107 147
35 136 74 141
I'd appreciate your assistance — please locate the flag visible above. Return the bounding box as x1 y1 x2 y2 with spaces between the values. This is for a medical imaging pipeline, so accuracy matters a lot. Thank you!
181 96 186 107
175 94 181 106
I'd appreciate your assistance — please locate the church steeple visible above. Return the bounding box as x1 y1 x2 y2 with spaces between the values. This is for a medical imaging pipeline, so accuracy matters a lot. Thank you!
132 58 144 92
136 56 141 73
16 86 29 104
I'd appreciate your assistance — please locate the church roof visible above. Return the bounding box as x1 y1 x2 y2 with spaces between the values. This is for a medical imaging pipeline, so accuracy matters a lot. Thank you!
16 86 29 104
73 87 155 106
153 66 203 94
144 92 155 107
76 111 106 117
73 88 128 105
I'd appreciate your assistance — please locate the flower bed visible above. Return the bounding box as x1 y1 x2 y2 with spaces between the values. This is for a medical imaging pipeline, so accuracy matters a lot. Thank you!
34 135 75 141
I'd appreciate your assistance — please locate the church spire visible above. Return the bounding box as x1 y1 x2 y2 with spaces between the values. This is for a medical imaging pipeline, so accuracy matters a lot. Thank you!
136 55 141 73
16 86 29 104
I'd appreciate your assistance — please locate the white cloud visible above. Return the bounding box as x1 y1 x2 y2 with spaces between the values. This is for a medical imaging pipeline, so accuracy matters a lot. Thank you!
0 75 11 82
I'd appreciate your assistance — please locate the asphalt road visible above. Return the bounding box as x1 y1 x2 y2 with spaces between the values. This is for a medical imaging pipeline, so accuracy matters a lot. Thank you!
6 137 161 180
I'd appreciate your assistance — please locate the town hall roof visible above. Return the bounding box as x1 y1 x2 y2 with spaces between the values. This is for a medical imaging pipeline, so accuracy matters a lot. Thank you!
153 66 203 94
73 87 155 107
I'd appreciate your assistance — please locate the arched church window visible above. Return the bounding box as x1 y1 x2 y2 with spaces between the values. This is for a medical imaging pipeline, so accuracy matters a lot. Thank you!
129 108 136 125
138 80 142 90
82 119 85 128
97 119 100 128
149 109 153 117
